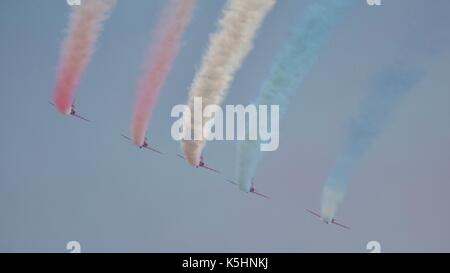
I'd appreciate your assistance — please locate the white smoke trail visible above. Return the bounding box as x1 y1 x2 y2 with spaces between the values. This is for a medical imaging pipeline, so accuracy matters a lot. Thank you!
181 0 276 166
53 0 115 114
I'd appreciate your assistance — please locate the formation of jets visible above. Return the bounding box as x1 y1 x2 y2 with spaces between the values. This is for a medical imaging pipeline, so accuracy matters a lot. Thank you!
51 101 352 230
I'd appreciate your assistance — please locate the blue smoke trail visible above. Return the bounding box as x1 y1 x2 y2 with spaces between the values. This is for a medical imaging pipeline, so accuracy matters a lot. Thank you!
319 7 449 220
320 66 423 222
236 0 355 192
319 14 450 220
319 0 450 221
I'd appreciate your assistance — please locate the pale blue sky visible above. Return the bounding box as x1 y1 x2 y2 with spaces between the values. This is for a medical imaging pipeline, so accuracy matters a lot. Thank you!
0 0 449 252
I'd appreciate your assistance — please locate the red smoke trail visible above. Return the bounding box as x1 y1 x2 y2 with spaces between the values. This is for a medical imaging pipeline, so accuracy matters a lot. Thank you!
131 0 196 146
53 0 115 115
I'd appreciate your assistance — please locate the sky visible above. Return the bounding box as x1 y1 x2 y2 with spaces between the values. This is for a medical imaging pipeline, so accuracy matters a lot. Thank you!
0 0 449 252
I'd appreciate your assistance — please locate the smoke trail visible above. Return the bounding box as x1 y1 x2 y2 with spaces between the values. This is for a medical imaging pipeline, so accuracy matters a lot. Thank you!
52 0 115 115
131 0 196 146
320 63 425 222
237 0 354 192
319 21 448 222
182 0 276 166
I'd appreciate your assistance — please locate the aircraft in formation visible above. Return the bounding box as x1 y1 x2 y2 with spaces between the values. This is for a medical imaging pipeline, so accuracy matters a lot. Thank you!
225 178 270 199
177 154 221 174
305 209 351 230
50 102 352 229
121 134 163 155
49 101 90 122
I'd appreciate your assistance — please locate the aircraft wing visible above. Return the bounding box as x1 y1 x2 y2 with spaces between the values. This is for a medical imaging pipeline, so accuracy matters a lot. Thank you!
121 134 132 141
201 165 221 174
72 113 91 122
332 219 351 230
305 209 322 219
225 179 238 186
144 145 163 155
251 190 270 199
